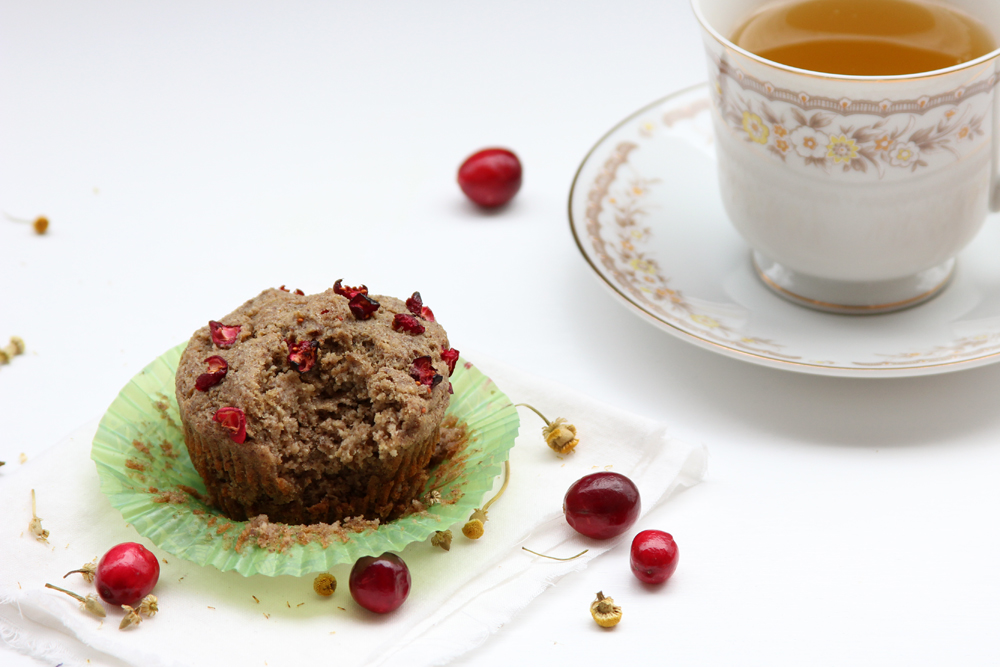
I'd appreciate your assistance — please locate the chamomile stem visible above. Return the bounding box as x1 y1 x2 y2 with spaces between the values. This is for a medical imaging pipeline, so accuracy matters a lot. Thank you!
482 460 510 512
45 583 83 602
522 547 589 561
514 403 550 426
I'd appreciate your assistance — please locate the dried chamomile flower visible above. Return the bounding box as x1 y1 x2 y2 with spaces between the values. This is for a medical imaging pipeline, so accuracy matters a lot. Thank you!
45 583 106 618
138 595 158 617
4 212 48 235
0 336 26 366
29 489 49 544
119 605 142 629
516 404 579 454
64 558 98 583
313 573 337 597
461 460 510 540
542 418 579 455
462 509 487 539
590 591 622 628
431 530 453 551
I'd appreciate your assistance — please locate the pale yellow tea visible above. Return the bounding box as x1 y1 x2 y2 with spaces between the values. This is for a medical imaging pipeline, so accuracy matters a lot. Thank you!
731 0 996 76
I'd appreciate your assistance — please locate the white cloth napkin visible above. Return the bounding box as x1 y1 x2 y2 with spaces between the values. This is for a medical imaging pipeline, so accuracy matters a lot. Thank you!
0 353 707 667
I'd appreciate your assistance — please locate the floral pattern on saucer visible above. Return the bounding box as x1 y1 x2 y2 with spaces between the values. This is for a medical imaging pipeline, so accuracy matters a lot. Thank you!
583 116 799 361
568 84 1000 378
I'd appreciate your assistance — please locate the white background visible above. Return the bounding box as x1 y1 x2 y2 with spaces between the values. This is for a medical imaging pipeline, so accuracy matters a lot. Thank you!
2 1 999 665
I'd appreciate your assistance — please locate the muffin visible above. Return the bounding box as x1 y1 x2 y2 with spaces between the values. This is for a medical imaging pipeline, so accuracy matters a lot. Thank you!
174 282 460 525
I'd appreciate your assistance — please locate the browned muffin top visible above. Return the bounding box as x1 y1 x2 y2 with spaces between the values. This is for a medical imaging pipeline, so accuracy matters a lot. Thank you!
175 286 453 469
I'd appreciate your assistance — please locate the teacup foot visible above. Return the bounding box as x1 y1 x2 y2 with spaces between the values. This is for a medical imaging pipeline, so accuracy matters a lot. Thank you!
752 252 955 315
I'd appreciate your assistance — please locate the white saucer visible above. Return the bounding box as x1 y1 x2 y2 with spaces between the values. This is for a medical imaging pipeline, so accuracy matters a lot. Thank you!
568 84 1000 378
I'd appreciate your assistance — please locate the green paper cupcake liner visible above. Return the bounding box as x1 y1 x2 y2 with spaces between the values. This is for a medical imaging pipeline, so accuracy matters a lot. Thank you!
92 343 519 577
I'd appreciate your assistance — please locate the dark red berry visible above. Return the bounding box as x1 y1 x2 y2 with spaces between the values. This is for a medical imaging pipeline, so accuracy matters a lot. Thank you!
95 542 160 607
409 356 443 388
195 355 228 391
630 530 679 584
392 313 425 335
208 321 241 348
563 472 641 539
286 339 318 372
279 285 289 292
349 293 380 320
406 292 423 316
405 292 435 321
441 348 460 375
457 148 522 208
213 406 247 444
333 279 368 299
349 553 410 614
294 288 304 296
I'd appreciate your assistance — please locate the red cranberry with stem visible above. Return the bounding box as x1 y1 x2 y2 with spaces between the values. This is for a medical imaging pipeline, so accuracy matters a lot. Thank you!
392 313 425 335
349 553 410 613
195 355 228 391
208 321 241 348
441 348 460 375
286 339 318 372
95 542 160 607
563 472 641 539
630 530 679 584
333 279 368 299
457 148 522 208
213 406 247 444
409 356 443 388
349 294 380 320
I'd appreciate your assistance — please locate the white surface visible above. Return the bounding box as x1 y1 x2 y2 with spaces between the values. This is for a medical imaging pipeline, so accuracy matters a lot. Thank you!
2 1 1000 666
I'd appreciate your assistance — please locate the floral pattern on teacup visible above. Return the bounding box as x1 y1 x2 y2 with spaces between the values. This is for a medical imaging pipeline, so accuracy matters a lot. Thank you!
719 87 987 176
712 56 994 177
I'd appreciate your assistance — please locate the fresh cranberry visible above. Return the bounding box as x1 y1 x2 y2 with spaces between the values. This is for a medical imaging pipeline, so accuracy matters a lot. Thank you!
563 472 641 539
208 321 241 348
349 553 410 613
440 348 460 375
95 542 160 607
392 313 425 335
409 356 443 388
333 279 368 299
195 355 228 391
286 339 318 372
457 148 522 208
348 294 380 320
213 407 247 444
630 530 679 584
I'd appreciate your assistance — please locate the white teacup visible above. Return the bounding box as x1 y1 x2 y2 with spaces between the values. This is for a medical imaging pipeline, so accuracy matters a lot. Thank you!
691 0 1000 313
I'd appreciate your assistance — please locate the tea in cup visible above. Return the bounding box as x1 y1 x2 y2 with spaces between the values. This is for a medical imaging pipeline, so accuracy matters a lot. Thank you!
691 0 1000 313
